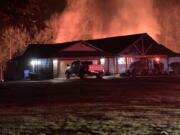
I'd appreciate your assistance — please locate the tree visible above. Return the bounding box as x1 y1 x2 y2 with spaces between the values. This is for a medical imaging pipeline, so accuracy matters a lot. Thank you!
129 60 149 76
2 26 30 59
32 21 55 44
0 0 66 36
0 26 30 81
0 44 9 81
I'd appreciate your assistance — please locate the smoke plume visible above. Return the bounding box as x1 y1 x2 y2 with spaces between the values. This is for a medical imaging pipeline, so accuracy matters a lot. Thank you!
155 0 180 52
55 0 160 43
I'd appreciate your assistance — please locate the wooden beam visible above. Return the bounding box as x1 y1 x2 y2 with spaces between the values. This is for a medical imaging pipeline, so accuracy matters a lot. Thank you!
113 58 116 74
133 44 142 55
107 58 110 73
116 57 119 73
125 57 128 72
144 44 153 55
167 57 170 74
120 36 143 55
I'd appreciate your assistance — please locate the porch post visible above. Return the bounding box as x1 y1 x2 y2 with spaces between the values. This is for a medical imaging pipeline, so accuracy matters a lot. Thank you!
125 57 128 72
116 57 119 73
57 59 60 78
107 58 110 73
113 58 116 74
146 56 149 71
167 57 170 74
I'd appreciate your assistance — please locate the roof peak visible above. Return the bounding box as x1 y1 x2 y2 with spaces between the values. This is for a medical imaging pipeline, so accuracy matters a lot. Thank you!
86 33 148 41
28 33 149 46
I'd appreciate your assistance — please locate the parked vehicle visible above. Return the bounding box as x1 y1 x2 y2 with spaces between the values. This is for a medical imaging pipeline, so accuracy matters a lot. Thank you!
65 61 104 79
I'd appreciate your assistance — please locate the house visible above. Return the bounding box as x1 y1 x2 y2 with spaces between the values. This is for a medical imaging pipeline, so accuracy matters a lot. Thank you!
5 33 180 80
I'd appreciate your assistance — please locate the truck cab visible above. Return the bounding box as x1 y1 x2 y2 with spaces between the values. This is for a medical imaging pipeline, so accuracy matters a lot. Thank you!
65 61 104 79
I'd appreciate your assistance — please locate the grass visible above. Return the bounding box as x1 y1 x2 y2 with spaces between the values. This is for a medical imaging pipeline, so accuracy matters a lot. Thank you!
0 105 180 135
0 77 180 134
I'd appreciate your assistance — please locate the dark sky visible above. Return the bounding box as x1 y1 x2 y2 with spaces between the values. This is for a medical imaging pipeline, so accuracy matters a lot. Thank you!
0 0 66 32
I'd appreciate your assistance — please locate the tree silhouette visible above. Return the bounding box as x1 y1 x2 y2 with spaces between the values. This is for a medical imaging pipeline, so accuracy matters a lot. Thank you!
0 26 30 81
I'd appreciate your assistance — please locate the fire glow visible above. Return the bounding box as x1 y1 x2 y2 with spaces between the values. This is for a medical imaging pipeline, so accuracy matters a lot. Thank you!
54 0 160 43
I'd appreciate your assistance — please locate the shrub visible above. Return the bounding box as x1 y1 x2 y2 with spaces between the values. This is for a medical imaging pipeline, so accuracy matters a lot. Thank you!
170 62 180 74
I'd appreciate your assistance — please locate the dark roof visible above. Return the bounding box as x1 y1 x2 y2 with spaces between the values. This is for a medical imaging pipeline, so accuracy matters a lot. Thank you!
18 41 79 59
86 33 147 54
146 44 179 56
14 33 180 60
86 33 179 56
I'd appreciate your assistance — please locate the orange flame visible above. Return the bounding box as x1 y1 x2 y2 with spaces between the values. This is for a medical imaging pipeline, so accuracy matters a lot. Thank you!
54 0 160 43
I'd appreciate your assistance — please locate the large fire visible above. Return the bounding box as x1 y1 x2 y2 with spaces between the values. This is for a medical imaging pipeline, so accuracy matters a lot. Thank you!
55 0 160 42
47 0 180 52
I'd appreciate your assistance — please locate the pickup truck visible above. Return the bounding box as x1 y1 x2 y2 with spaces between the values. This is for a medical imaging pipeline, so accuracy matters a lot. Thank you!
65 61 104 79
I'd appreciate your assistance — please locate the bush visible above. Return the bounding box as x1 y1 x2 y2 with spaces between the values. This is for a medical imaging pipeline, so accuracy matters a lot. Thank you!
170 62 180 74
120 72 128 77
129 60 148 76
104 71 112 76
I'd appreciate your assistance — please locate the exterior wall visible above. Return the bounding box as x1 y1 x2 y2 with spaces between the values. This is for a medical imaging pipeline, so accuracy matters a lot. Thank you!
158 58 168 72
58 60 74 78
4 58 54 80
169 57 180 63
29 58 54 80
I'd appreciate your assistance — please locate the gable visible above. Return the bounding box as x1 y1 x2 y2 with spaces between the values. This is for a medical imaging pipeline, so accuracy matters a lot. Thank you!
62 42 97 52
120 34 158 55
121 45 141 55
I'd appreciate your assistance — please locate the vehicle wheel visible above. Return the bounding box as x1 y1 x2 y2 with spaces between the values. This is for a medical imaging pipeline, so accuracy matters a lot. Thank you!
80 73 85 79
65 72 70 79
96 73 103 79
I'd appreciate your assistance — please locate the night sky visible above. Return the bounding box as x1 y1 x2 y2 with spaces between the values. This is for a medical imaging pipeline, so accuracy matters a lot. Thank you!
0 0 66 32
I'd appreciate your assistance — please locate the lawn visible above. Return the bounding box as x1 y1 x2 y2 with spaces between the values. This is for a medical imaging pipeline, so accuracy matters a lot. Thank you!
0 77 180 135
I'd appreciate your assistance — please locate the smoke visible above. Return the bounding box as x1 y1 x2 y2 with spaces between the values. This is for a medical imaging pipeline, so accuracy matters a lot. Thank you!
55 0 160 43
155 0 180 52
50 0 180 52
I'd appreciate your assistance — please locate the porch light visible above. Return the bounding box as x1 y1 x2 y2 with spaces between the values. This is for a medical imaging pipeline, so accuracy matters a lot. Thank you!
100 58 105 65
155 57 160 63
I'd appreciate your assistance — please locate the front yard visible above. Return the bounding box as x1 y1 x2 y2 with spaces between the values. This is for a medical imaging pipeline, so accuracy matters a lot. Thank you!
0 77 180 135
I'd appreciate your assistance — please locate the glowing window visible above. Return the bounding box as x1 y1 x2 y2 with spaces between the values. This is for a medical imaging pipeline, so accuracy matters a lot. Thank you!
53 59 58 65
118 57 126 64
100 58 105 65
30 59 41 66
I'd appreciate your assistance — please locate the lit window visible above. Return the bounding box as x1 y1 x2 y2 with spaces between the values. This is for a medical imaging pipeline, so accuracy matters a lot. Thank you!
31 60 35 66
30 59 41 66
37 60 41 65
53 59 58 65
118 57 126 64
100 58 105 65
